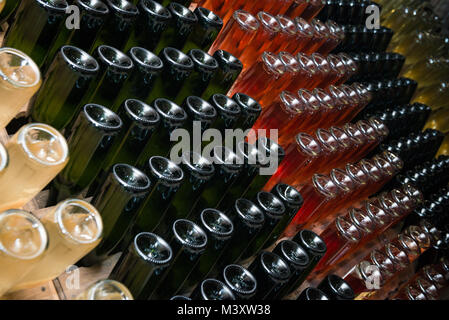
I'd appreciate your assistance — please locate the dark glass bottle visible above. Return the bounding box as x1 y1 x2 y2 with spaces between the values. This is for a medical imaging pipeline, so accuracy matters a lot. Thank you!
190 279 235 300
239 192 286 262
181 96 218 134
217 199 265 267
232 93 262 131
41 0 110 70
0 0 21 24
52 104 123 201
193 146 243 212
208 94 241 134
292 230 327 276
80 164 151 266
317 274 355 300
221 264 257 300
202 50 243 100
182 6 223 53
135 98 187 166
86 45 134 107
147 47 194 105
218 142 265 209
263 183 303 249
242 137 285 199
87 99 160 196
31 46 99 130
297 287 329 300
177 49 219 100
123 0 172 52
130 156 184 241
272 240 311 299
154 152 215 235
150 219 208 299
111 47 164 112
92 0 139 51
153 2 198 54
109 232 172 299
178 208 234 294
248 251 291 300
3 0 69 67
71 0 110 51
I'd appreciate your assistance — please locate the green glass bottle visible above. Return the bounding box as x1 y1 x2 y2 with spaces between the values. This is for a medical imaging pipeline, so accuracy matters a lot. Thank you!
111 47 164 112
218 142 266 210
177 49 218 100
193 146 242 212
221 264 257 300
232 93 262 131
87 99 160 196
178 208 234 294
181 95 217 134
146 47 194 105
69 0 110 52
182 7 223 53
129 156 184 241
190 279 235 300
201 50 243 100
239 191 286 263
123 0 172 52
109 232 172 299
149 219 208 299
86 45 134 107
135 98 187 166
215 198 265 268
91 0 139 51
242 137 285 199
208 93 241 134
80 163 151 266
0 0 21 24
52 104 123 201
31 46 99 130
3 0 69 67
154 152 215 235
42 0 110 70
272 240 311 299
247 251 291 300
262 183 303 250
153 2 197 54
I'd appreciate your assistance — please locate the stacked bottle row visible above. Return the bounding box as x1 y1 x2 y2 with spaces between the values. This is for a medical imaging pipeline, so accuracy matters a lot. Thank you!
197 0 326 24
311 185 424 274
4 0 226 70
394 258 449 300
264 120 390 191
251 84 373 144
32 43 247 130
379 130 445 171
355 78 418 120
317 0 380 26
343 224 436 299
230 52 359 106
210 10 345 67
347 52 405 82
363 102 431 141
281 151 404 237
332 25 394 53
